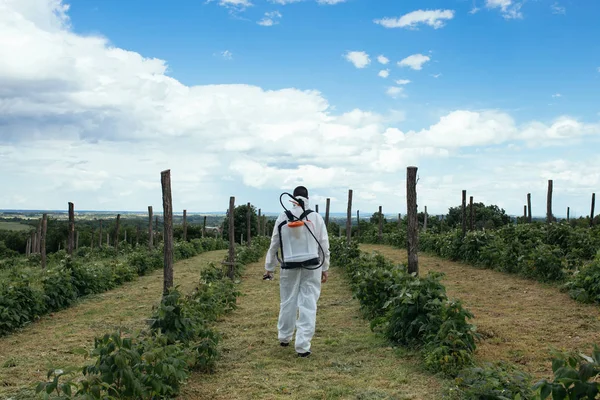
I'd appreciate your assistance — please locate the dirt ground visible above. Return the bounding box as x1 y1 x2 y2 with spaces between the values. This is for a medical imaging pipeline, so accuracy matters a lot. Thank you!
361 244 600 380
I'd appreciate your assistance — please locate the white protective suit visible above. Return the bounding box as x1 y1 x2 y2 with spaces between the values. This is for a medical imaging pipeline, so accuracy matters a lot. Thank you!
265 196 330 354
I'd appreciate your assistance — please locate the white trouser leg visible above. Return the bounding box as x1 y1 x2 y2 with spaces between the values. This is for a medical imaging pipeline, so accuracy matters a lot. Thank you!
278 268 301 343
295 268 322 354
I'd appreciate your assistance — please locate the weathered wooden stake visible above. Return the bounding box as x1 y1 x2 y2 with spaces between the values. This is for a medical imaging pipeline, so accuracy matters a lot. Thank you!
461 190 467 238
31 231 37 255
423 206 428 232
99 220 103 248
75 231 79 250
378 206 383 243
106 233 109 246
357 210 360 237
68 202 75 256
258 209 262 236
547 180 554 223
398 213 402 229
524 205 527 220
591 193 596 227
203 215 207 238
227 196 236 280
124 230 127 244
36 220 41 253
247 202 252 246
148 206 154 250
567 207 570 222
346 190 353 244
407 166 419 275
26 237 31 257
469 196 474 231
155 216 159 246
41 214 47 268
183 210 187 241
325 198 331 228
161 170 174 295
136 226 140 246
527 193 532 223
115 214 121 251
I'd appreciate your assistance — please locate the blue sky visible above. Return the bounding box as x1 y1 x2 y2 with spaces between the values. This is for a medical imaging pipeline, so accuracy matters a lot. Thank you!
0 0 599 217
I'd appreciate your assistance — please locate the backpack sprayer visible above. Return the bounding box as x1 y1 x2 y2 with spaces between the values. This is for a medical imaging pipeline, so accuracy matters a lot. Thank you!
263 192 325 280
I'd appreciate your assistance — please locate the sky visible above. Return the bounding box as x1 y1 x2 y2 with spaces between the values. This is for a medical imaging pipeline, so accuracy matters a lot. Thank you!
0 0 599 217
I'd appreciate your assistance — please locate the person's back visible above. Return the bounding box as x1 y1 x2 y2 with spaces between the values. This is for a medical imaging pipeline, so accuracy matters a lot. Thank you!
264 186 330 357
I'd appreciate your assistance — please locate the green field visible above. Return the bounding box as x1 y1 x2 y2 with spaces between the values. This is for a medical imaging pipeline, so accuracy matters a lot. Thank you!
0 221 33 232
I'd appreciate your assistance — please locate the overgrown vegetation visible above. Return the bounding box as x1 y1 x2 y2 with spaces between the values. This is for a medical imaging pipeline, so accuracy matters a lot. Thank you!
0 238 229 336
34 237 270 399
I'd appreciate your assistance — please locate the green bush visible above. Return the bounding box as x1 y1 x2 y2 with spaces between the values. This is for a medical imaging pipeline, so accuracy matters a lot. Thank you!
0 282 45 335
41 266 78 312
453 362 533 399
564 258 600 303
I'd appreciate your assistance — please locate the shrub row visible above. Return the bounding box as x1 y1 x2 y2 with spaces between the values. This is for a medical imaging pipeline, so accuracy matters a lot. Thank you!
331 237 600 399
0 238 229 337
330 237 479 376
414 224 600 304
35 238 270 399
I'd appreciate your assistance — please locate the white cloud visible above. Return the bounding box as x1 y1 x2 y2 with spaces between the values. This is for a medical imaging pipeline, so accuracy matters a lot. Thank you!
221 50 233 60
211 0 253 10
395 79 411 85
386 87 405 98
378 69 390 78
270 0 346 4
374 9 455 29
377 55 389 65
344 51 371 69
485 0 523 19
551 2 566 15
258 11 282 26
317 0 347 4
398 54 431 70
469 7 481 14
1 0 600 216
431 73 442 78
552 93 562 98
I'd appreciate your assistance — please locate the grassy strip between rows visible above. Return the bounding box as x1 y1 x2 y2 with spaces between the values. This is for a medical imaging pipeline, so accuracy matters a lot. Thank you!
32 237 270 399
0 238 228 337
332 238 600 400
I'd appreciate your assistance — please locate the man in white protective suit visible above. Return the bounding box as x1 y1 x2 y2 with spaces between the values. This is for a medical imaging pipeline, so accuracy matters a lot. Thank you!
263 186 330 358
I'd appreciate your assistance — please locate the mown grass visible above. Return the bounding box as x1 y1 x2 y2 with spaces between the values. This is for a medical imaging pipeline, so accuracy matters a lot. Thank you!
0 221 32 232
178 257 448 400
0 250 227 399
361 244 600 381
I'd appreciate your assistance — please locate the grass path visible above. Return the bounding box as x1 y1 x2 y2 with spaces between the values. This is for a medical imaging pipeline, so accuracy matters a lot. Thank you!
361 244 600 380
179 257 447 400
0 250 227 399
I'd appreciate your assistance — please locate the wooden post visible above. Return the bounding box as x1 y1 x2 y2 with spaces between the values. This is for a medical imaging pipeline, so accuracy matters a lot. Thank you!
378 206 383 243
41 214 47 268
124 230 127 244
524 205 527 220
469 196 474 231
75 231 79 250
36 220 41 253
106 233 109 246
357 210 360 237
527 193 532 223
183 209 187 241
258 209 262 236
203 215 207 238
114 214 121 251
26 237 31 257
99 220 103 248
155 216 159 246
58 242 61 251
31 231 37 255
315 204 319 213
346 189 353 244
423 206 428 232
161 170 174 295
339 226 343 237
547 180 553 223
407 166 419 275
567 207 570 222
461 190 467 238
148 206 154 250
247 202 252 246
227 196 236 280
591 193 596 227
136 226 140 246
68 202 74 256
325 198 331 228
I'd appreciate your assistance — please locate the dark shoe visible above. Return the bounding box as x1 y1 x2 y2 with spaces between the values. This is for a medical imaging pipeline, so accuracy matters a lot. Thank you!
280 342 289 347
297 351 311 358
